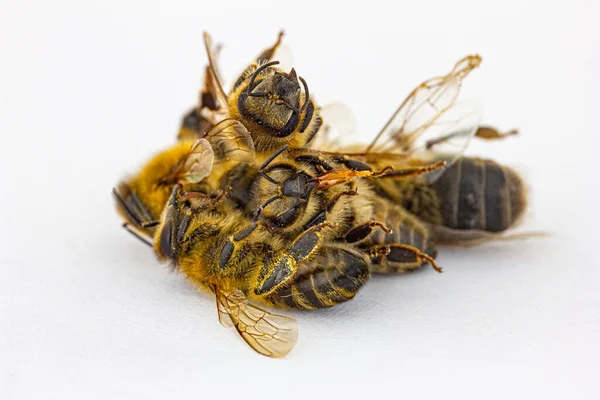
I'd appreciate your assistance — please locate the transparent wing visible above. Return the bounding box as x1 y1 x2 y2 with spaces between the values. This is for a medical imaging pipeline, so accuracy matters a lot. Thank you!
178 139 214 184
310 102 357 150
203 119 255 163
216 288 298 358
163 139 214 184
413 97 482 183
177 41 226 141
198 45 224 111
230 31 295 91
203 32 229 109
366 55 483 181
216 292 235 329
255 30 295 72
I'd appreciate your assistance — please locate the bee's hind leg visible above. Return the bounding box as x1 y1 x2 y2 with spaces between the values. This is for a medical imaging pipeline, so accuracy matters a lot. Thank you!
343 221 393 245
366 244 442 274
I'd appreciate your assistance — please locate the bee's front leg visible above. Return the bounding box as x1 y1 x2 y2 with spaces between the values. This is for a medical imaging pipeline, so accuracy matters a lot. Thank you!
251 222 337 299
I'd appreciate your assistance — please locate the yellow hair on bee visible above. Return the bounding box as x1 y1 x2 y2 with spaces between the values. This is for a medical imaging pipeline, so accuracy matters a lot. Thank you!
125 140 195 219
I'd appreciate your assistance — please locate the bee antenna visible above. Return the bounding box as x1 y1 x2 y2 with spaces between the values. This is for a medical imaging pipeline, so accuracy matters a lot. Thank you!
259 145 289 184
247 61 280 94
299 76 310 113
281 100 299 114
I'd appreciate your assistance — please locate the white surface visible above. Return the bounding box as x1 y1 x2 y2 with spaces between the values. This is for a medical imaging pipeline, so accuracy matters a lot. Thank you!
1 0 599 398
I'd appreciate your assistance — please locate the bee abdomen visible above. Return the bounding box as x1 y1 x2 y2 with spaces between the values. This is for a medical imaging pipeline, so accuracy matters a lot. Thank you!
364 199 437 273
265 246 370 309
432 157 527 233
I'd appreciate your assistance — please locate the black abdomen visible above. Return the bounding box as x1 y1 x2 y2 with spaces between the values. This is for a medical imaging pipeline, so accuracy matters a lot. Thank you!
432 157 526 232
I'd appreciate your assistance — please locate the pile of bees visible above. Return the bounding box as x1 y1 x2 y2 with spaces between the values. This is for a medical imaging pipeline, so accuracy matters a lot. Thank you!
113 32 529 357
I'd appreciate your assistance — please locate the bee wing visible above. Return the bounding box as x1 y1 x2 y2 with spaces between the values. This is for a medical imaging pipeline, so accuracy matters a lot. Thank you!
203 32 229 110
203 119 255 163
216 291 235 329
216 288 298 358
412 98 482 183
366 55 483 181
177 138 214 184
230 31 295 92
310 102 357 150
255 30 295 72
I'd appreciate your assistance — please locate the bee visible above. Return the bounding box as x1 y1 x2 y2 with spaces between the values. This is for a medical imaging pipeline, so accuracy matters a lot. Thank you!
113 44 537 357
114 135 389 356
301 54 531 246
177 32 322 152
149 181 376 357
369 57 528 244
148 141 448 357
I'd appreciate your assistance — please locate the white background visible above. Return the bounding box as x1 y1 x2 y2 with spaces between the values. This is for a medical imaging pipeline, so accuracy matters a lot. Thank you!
1 0 599 398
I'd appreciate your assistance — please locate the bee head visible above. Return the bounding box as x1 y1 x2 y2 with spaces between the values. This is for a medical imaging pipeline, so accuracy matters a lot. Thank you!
238 61 309 138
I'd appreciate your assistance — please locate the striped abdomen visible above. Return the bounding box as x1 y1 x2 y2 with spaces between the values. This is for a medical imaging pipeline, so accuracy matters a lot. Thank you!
264 244 370 310
432 157 527 233
363 197 437 273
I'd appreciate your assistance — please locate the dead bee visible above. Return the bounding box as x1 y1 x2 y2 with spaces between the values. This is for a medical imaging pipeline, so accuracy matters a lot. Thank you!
305 54 532 245
146 144 446 357
148 181 378 357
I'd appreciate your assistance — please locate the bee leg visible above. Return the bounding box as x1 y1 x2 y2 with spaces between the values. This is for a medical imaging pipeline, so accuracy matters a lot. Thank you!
218 217 272 271
343 221 393 244
366 244 443 274
155 184 192 261
259 145 289 184
180 187 230 207
288 222 339 262
303 188 358 230
475 126 519 140
382 161 446 179
219 193 289 271
336 157 373 172
256 243 370 310
253 222 339 299
121 223 154 247
294 155 334 173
